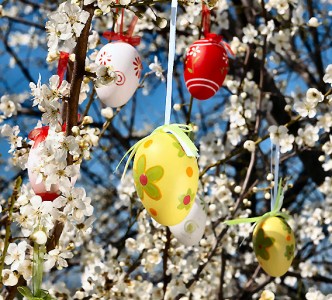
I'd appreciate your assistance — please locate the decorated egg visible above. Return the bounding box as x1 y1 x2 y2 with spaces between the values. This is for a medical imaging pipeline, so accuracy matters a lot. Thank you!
184 34 229 100
95 41 142 107
133 132 199 226
27 126 77 201
169 197 206 246
253 216 295 277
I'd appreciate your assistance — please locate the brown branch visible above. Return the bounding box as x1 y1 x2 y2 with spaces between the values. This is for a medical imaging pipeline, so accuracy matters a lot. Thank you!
46 3 95 252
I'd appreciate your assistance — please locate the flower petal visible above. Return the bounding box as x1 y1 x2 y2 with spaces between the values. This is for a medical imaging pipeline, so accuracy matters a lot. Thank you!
146 165 164 182
144 183 162 200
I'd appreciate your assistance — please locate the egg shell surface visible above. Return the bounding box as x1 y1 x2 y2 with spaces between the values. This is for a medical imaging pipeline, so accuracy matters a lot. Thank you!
253 216 295 277
133 132 199 226
27 142 77 201
95 42 142 107
184 38 229 100
169 197 206 246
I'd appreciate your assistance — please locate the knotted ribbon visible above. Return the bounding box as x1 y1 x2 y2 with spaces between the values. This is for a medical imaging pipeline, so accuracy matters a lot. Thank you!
201 4 235 57
103 12 141 46
116 124 199 180
224 179 290 227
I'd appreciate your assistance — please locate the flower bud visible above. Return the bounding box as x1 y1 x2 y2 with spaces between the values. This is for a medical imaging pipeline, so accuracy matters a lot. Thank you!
31 230 48 245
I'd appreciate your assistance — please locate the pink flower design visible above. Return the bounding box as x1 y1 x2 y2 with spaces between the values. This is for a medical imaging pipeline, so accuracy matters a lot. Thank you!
133 56 142 78
98 51 112 66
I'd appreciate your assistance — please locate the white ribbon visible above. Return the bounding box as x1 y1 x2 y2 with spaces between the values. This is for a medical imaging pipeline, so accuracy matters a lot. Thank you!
271 142 281 211
164 0 178 125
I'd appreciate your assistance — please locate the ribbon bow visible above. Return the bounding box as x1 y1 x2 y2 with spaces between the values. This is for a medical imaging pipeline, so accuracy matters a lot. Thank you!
103 32 141 46
116 124 199 180
103 12 140 46
224 179 290 227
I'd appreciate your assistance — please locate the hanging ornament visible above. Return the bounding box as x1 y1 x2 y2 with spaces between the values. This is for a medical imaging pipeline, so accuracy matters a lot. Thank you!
117 0 200 227
95 13 142 108
169 197 206 246
118 124 199 226
225 143 295 277
27 125 77 201
253 216 295 277
183 4 234 100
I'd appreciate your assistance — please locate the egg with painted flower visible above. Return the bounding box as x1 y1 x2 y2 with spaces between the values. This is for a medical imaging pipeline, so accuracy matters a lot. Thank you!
95 41 142 108
133 132 199 226
253 216 295 277
169 197 206 246
183 34 229 100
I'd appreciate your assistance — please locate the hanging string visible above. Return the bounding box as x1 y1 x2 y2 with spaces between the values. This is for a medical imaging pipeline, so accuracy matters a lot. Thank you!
271 143 281 210
202 3 210 37
164 0 178 125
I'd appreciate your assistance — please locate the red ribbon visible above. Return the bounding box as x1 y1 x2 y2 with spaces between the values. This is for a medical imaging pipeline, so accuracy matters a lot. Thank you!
103 32 141 46
201 4 235 58
103 13 140 46
202 4 211 37
57 51 70 85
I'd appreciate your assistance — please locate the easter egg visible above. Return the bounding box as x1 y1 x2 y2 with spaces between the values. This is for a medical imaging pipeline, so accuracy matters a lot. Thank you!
253 216 295 277
27 126 77 201
28 144 60 201
95 41 142 107
184 35 229 100
133 132 199 226
169 197 206 246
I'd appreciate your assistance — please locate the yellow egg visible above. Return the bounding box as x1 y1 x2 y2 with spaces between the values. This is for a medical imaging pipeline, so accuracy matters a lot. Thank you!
133 132 199 226
253 216 295 277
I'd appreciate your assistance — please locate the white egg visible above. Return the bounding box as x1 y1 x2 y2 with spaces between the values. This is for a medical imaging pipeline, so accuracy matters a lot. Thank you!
169 197 207 246
95 42 142 108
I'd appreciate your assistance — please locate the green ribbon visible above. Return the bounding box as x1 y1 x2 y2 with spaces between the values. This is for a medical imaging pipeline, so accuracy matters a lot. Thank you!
224 179 290 227
116 123 199 180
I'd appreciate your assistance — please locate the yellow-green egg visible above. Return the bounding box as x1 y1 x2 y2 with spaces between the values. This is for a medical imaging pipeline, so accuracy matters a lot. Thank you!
253 216 295 277
133 132 199 226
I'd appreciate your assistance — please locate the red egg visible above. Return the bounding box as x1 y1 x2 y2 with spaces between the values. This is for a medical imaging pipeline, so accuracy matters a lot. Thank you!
184 35 229 100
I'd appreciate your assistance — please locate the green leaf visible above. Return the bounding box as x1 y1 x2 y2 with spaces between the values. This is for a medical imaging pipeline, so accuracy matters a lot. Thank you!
146 166 164 182
136 155 146 174
18 287 34 299
145 183 161 200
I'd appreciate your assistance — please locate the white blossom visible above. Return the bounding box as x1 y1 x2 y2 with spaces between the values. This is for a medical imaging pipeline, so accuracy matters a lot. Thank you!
323 64 332 85
149 56 165 82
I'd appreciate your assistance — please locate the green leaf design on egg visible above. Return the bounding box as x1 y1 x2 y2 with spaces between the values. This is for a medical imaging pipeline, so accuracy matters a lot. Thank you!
133 155 164 200
253 228 275 260
284 244 295 260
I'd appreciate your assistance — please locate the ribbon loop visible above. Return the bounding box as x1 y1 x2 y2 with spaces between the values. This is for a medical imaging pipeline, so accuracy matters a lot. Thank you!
116 124 198 180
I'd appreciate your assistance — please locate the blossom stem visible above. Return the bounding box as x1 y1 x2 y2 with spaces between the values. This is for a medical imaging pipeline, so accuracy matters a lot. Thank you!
0 176 22 283
32 243 45 297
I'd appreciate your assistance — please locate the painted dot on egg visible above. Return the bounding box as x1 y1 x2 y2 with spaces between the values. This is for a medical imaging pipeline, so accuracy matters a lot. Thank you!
286 235 291 241
183 195 191 205
139 174 148 186
144 140 153 148
186 167 193 177
150 208 158 216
